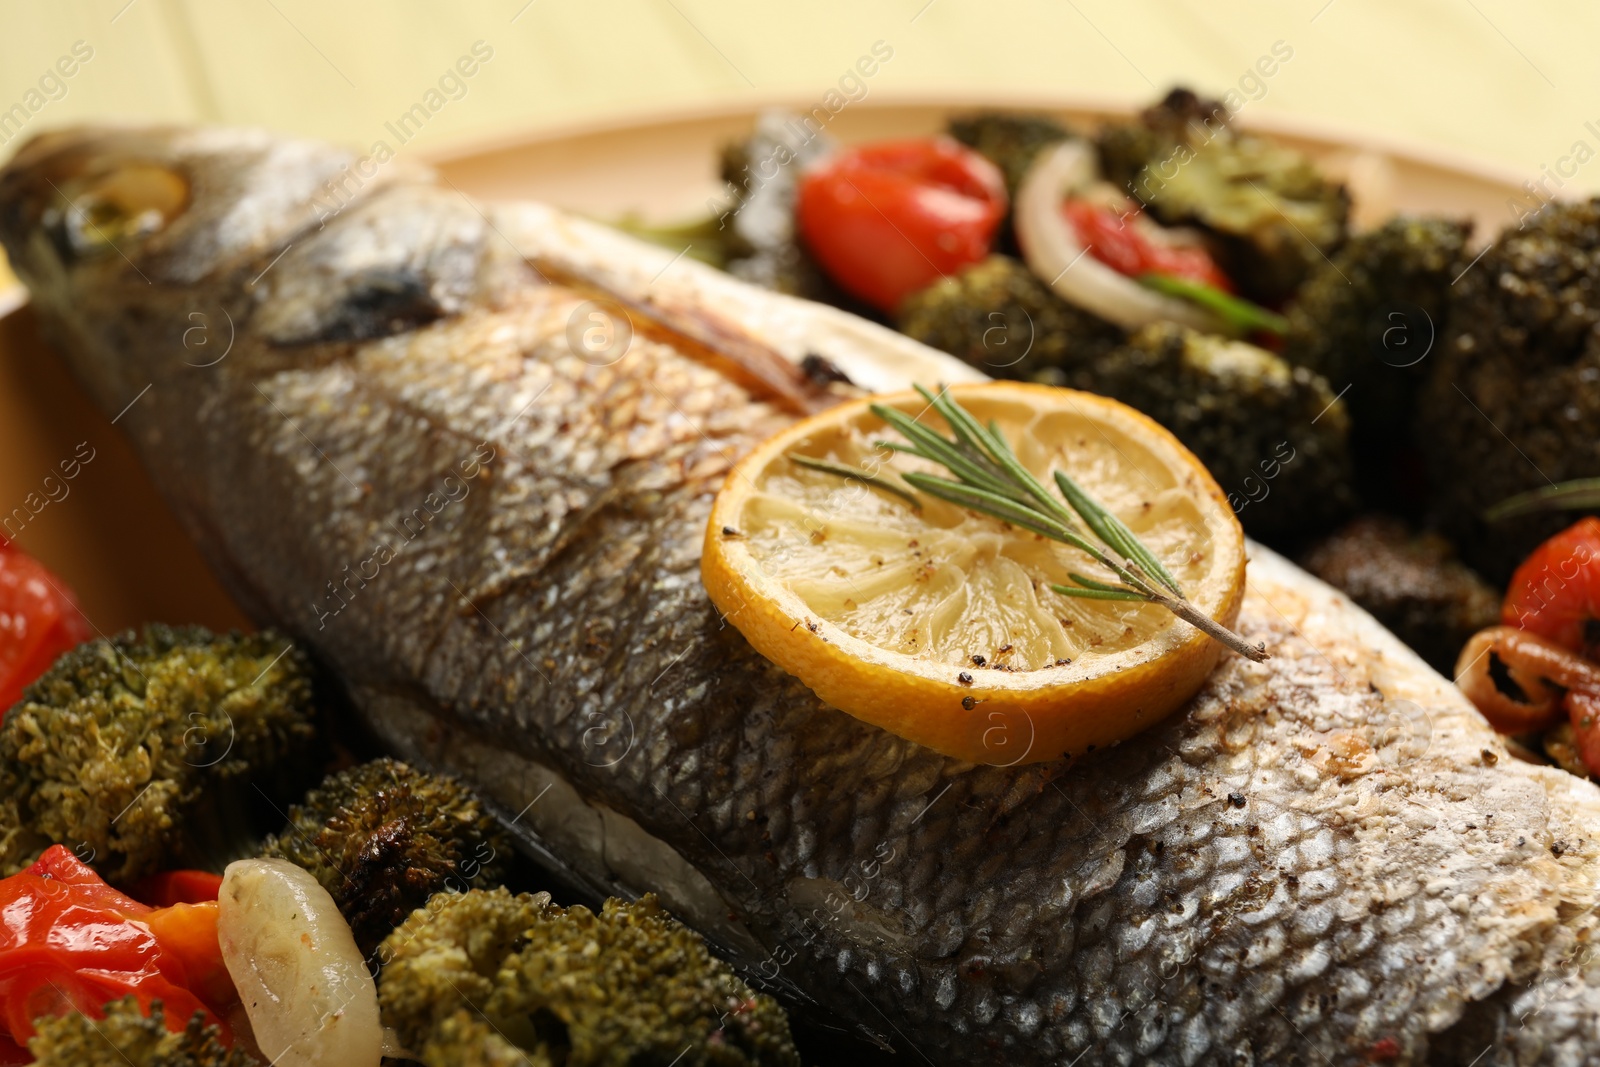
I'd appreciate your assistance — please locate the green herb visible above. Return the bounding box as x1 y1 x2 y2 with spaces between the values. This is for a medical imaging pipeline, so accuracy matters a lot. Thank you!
809 386 1267 662
1138 272 1289 337
1485 477 1600 522
786 452 921 510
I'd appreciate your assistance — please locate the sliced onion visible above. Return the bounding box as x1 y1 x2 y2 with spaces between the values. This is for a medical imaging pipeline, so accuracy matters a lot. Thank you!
217 859 384 1067
1014 141 1219 333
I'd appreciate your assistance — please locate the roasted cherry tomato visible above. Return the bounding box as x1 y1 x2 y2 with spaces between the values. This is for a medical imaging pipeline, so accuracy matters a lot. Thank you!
1062 199 1233 290
0 846 235 1047
0 539 91 714
1502 516 1600 660
1566 689 1600 779
796 137 1006 313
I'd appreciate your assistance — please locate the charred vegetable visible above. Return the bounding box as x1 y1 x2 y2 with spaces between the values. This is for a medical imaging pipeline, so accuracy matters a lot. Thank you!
947 111 1074 198
0 625 315 881
1300 515 1500 673
0 538 91 713
259 758 509 958
1282 217 1468 506
1456 519 1600 780
718 111 840 300
1097 88 1349 303
27 997 255 1067
0 845 237 1053
1068 322 1356 541
896 254 1123 377
218 858 382 1067
1419 199 1600 579
796 137 1007 313
378 888 801 1067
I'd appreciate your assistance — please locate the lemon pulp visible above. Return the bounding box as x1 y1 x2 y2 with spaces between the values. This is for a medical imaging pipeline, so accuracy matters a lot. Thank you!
703 382 1246 765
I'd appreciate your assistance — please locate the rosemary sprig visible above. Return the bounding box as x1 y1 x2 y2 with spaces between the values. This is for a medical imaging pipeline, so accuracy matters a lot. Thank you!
786 452 921 510
815 386 1267 662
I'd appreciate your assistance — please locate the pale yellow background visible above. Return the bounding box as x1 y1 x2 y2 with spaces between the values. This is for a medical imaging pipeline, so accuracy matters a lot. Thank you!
0 1 1594 193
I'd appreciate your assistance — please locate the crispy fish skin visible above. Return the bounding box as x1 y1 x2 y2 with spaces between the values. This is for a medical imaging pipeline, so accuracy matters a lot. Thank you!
5 127 1600 1066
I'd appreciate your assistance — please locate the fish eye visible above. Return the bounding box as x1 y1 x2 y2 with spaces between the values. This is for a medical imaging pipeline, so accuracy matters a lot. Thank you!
43 162 188 258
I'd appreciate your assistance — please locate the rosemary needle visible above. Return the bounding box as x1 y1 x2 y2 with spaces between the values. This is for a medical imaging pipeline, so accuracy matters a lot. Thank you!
786 453 922 510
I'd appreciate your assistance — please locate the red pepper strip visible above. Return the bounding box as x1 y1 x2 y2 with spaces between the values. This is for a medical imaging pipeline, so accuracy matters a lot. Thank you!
0 539 92 715
0 846 236 1047
1061 199 1233 291
128 869 225 908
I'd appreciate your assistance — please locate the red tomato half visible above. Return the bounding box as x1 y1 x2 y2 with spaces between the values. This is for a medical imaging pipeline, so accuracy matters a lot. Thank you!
0 539 91 714
1503 516 1600 660
796 138 1007 313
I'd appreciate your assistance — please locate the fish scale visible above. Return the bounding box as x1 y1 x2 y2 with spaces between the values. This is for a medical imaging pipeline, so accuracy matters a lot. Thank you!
6 126 1600 1066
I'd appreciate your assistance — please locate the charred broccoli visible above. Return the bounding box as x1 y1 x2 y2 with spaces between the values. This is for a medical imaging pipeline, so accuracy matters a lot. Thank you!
1074 323 1356 541
1300 516 1500 673
260 757 510 958
896 255 1124 377
1098 88 1350 303
378 888 801 1067
1282 217 1469 501
0 625 314 881
1419 199 1600 579
27 997 256 1067
947 111 1074 198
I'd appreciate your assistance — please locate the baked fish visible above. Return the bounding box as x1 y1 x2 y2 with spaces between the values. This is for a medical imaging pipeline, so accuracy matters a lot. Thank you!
4 126 1600 1067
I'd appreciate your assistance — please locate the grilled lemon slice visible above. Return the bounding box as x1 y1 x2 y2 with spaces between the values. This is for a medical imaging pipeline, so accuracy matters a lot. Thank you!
702 381 1247 765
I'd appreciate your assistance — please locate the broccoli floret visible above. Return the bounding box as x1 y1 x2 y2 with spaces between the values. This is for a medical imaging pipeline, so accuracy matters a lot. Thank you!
28 997 256 1067
1070 322 1356 542
1098 88 1350 303
1282 217 1469 513
1283 216 1469 395
379 888 801 1067
1282 217 1468 484
1300 516 1500 673
897 255 1124 377
1419 199 1600 579
260 757 510 958
947 111 1074 199
0 625 315 882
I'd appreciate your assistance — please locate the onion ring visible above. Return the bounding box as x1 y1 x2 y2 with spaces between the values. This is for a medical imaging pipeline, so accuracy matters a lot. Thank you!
1013 141 1219 333
1454 625 1596 733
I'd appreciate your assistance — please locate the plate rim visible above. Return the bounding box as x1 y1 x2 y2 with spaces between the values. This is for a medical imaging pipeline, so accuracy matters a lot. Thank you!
416 87 1532 194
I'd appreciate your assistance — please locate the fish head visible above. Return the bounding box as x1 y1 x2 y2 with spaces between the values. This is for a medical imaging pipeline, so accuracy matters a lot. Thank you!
0 124 413 409
0 124 395 286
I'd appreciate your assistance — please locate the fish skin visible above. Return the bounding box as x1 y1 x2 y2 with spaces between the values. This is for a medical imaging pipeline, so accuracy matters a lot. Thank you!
5 126 1600 1066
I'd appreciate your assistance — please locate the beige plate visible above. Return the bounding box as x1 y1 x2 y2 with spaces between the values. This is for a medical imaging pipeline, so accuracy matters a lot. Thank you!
0 95 1529 633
